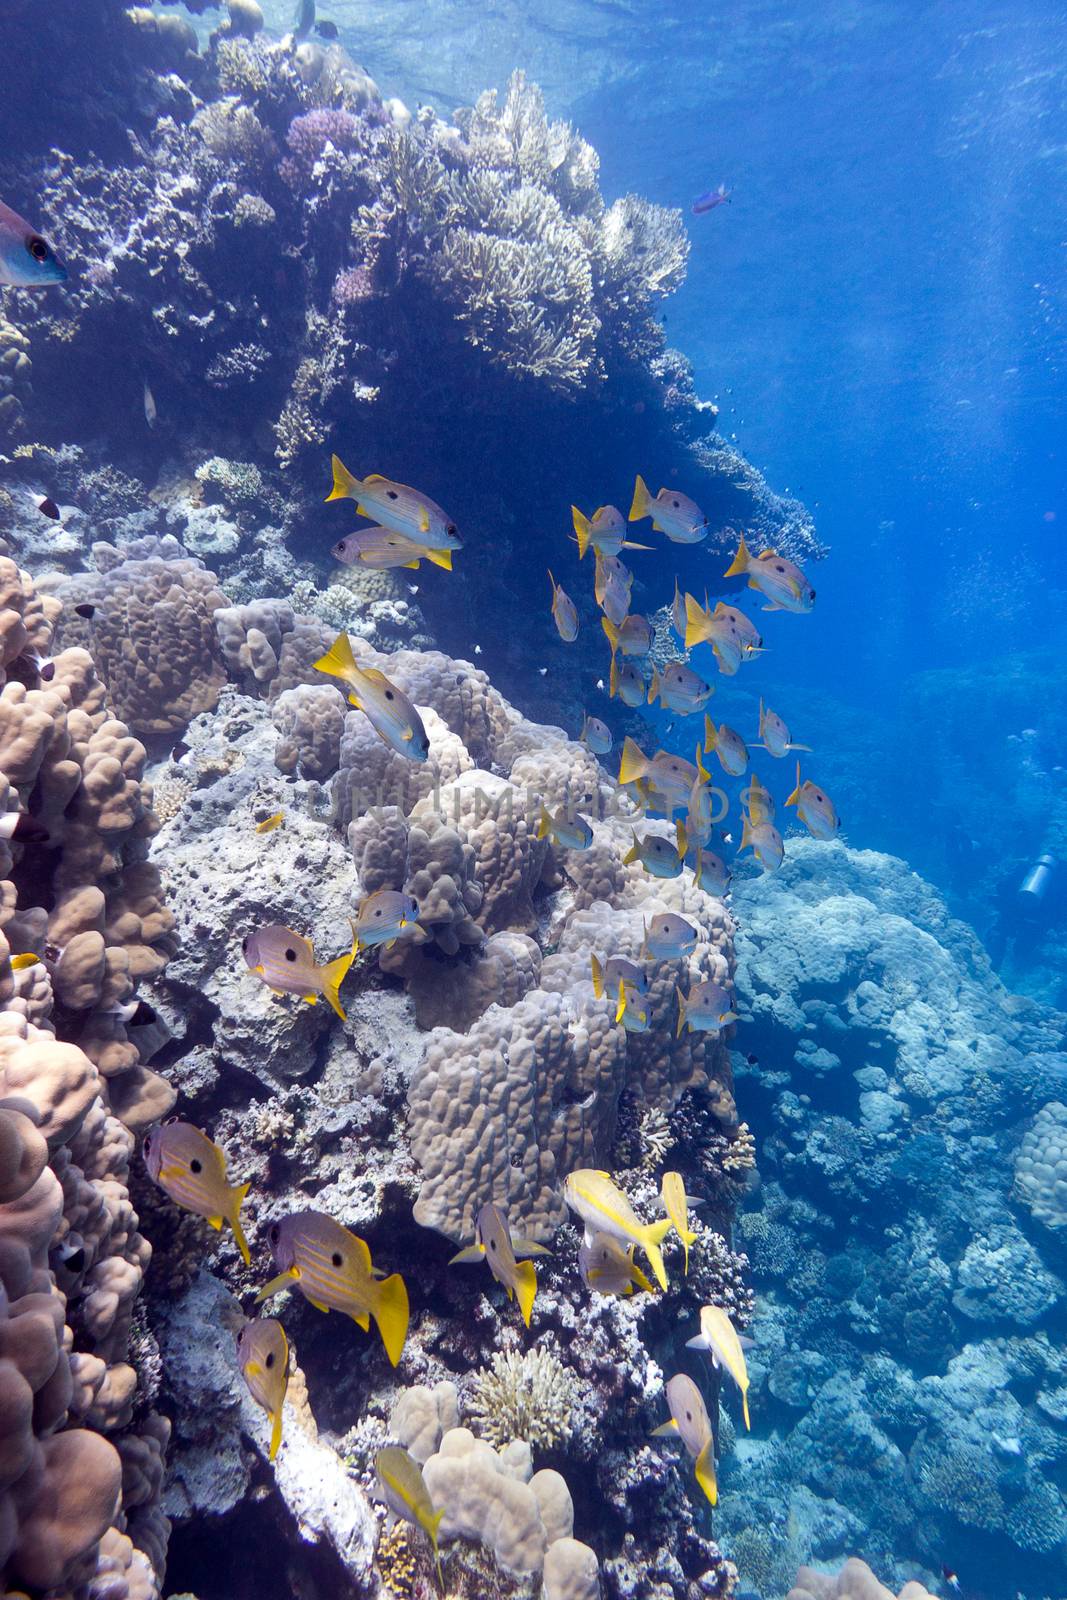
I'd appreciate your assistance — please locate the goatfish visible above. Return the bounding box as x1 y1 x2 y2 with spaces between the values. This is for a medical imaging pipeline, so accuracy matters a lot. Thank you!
609 654 645 707
548 569 579 641
594 550 632 626
376 1447 444 1582
652 1374 717 1505
257 1210 409 1366
314 632 430 760
352 889 419 950
255 811 284 834
332 527 453 570
686 1304 752 1429
536 805 592 850
143 1119 251 1265
0 197 67 286
615 978 649 1033
619 739 699 813
724 533 815 613
562 1169 672 1290
648 660 714 715
629 476 708 543
785 762 840 839
676 978 737 1037
740 816 785 871
449 1202 550 1328
704 716 748 778
756 698 810 758
237 1318 289 1461
688 846 731 898
661 1171 699 1272
572 503 650 560
624 823 687 879
326 457 462 552
243 922 358 1021
641 913 698 961
591 952 650 998
743 775 775 826
580 714 612 754
602 613 651 657
578 1231 654 1297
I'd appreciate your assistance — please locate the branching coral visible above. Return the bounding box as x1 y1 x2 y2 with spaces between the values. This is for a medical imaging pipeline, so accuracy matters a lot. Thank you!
466 1349 580 1453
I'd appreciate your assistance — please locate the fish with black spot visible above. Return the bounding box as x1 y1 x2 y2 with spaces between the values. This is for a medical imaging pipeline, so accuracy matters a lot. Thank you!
237 1317 290 1460
143 1119 251 1264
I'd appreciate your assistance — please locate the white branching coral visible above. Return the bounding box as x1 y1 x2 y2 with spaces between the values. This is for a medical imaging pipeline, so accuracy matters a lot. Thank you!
466 1350 580 1452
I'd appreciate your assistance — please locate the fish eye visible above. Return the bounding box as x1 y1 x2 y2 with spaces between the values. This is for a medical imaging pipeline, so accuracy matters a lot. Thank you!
685 1410 693 1421
285 948 297 962
265 1352 275 1367
28 236 49 262
384 690 394 700
190 1158 202 1174
672 500 680 508
446 522 457 535
269 1223 281 1243
810 589 816 599
387 489 398 500
374 908 381 916
331 1251 343 1267
142 1134 152 1154
489 1238 497 1251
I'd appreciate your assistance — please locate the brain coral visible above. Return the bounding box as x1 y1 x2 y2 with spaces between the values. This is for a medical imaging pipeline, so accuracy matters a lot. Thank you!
1014 1100 1067 1230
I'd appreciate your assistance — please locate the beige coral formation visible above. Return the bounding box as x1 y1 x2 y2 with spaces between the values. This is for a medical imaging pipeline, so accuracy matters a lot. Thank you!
787 1559 937 1600
1014 1100 1067 1230
0 559 172 1597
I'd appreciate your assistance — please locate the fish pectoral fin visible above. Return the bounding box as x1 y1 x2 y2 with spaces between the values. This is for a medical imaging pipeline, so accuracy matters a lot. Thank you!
418 509 430 533
448 1245 486 1265
207 1214 224 1232
511 1238 552 1258
348 693 363 709
255 1268 299 1303
302 993 318 1005
400 728 413 741
651 1419 680 1437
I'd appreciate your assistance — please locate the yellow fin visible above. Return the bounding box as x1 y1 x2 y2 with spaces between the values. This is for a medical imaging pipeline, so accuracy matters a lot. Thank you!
704 714 716 752
372 1272 409 1367
229 1181 252 1266
326 454 360 502
403 560 420 569
601 615 620 653
723 532 751 578
609 654 620 699
571 505 592 558
590 953 605 1000
742 1391 751 1430
623 828 640 867
314 630 358 683
647 669 660 705
514 1259 537 1328
9 953 40 970
255 1267 298 1303
319 923 359 1022
536 806 553 842
615 978 628 1024
269 1407 283 1461
675 819 687 857
684 591 709 650
618 736 647 787
418 508 430 534
629 474 652 522
207 1214 223 1232
695 1439 718 1505
695 744 710 783
675 985 687 1039
352 1310 370 1331
425 546 453 570
651 1418 680 1437
641 1217 672 1290
785 759 803 807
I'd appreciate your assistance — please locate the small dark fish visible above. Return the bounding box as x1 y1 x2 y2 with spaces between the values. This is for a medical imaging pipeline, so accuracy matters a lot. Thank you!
74 603 95 620
691 184 731 215
942 1569 960 1594
171 741 190 761
746 1053 758 1065
36 495 60 520
314 18 338 38
0 812 49 845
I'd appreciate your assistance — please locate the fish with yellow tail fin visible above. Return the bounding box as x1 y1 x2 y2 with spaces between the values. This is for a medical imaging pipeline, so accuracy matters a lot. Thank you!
375 1446 445 1585
755 698 811 759
548 569 579 641
629 476 708 543
648 659 714 715
676 978 737 1037
448 1202 550 1328
608 653 645 706
237 1318 289 1461
660 1171 700 1272
571 503 651 560
332 527 455 571
256 1210 409 1366
243 922 358 1021
591 952 649 998
785 761 840 839
615 977 649 1033
352 890 420 951
724 532 814 612
743 774 775 827
683 594 758 675
314 632 430 760
686 1304 753 1429
601 613 651 658
255 811 284 834
651 1373 717 1504
579 1232 654 1297
685 746 715 849
740 814 785 871
618 739 699 812
641 913 698 961
325 457 462 552
580 714 612 754
536 805 592 850
624 822 687 880
687 845 732 898
143 1120 252 1265
593 550 633 626
562 1168 672 1290
704 715 749 777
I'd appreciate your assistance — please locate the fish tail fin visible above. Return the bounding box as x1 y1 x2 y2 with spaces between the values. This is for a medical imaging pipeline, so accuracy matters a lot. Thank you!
703 714 716 752
740 817 754 852
320 931 358 1022
313 630 358 683
695 744 710 783
590 953 605 999
536 806 553 842
684 592 708 649
742 1392 751 1431
675 819 687 857
371 1272 410 1367
425 546 453 570
647 669 659 704
695 1440 718 1505
675 985 687 1038
785 759 803 807
326 454 360 502
229 1183 252 1266
642 1219 672 1290
601 615 620 653
269 1407 283 1461
639 917 649 960
615 978 628 1024
629 474 652 521
724 532 751 578
571 506 592 558
609 654 620 699
623 828 640 866
618 736 647 787
514 1259 537 1328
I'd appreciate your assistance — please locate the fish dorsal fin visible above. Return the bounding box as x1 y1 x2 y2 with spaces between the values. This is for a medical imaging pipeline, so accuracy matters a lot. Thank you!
363 473 388 485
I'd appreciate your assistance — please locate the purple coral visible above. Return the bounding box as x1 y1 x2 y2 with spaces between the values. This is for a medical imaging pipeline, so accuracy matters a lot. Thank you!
285 109 362 172
331 265 376 305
